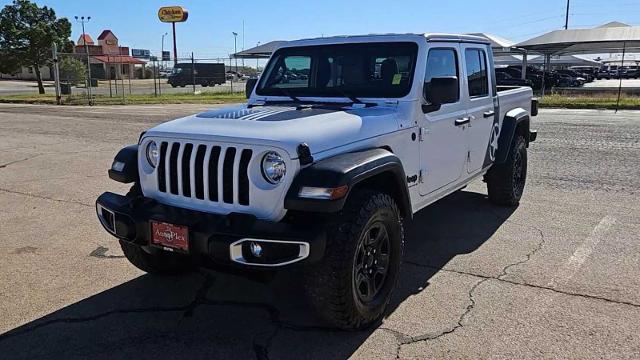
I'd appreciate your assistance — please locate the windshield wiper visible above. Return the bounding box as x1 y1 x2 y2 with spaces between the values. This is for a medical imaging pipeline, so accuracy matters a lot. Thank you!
332 88 374 107
272 87 302 103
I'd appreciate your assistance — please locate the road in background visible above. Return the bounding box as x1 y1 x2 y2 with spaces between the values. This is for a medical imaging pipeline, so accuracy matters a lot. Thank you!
0 105 639 359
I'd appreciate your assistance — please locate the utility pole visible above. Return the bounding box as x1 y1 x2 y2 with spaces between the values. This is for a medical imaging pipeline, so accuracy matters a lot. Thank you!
75 15 93 105
564 0 570 30
232 32 238 74
52 43 61 105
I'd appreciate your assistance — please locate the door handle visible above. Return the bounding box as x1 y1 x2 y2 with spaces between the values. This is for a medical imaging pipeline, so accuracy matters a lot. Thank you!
483 110 495 118
455 117 470 126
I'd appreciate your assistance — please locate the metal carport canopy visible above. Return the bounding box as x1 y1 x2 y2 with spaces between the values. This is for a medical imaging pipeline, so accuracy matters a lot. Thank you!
516 26 640 55
516 24 640 112
232 41 287 59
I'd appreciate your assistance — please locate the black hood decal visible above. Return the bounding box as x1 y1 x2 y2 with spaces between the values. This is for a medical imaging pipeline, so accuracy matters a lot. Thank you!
196 106 346 122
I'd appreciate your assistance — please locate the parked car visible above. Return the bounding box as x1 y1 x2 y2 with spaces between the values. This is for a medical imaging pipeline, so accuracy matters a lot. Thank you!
569 66 598 81
503 66 543 90
555 73 582 87
495 70 533 87
97 33 538 330
168 63 226 88
514 66 558 88
556 69 589 84
596 68 612 80
621 67 640 79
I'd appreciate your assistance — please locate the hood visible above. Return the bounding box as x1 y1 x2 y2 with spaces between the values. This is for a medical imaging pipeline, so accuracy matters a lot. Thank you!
144 104 400 158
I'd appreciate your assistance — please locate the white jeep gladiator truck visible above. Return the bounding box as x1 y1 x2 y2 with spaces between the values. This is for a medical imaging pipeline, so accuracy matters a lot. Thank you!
97 33 537 329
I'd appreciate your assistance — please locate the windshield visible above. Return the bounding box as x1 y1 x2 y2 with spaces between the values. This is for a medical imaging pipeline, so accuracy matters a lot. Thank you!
256 42 418 99
172 68 184 74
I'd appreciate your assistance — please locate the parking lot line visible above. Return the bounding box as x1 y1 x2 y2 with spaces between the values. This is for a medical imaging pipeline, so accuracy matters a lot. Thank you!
547 215 616 288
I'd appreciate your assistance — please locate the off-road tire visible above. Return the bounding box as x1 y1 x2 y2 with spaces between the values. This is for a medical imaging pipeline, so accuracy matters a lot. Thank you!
486 135 528 206
120 184 194 275
306 190 404 330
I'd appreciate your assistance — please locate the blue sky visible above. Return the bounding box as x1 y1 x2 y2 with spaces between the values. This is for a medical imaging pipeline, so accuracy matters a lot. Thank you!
2 0 639 59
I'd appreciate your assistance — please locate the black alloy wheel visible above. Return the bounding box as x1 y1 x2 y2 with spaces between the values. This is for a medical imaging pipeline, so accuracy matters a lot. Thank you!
353 222 391 304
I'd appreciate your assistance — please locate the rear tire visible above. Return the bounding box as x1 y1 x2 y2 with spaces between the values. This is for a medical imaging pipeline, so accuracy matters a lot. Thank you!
486 135 528 206
306 190 404 330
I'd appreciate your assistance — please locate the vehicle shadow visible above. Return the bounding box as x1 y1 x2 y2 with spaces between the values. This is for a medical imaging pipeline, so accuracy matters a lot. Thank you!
0 190 515 360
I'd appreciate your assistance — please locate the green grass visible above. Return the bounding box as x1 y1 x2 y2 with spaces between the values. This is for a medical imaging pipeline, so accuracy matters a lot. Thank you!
0 92 245 105
539 94 640 110
2 92 640 110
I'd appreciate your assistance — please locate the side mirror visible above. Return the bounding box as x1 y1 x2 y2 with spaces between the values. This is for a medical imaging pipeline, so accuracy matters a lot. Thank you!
245 77 258 99
422 76 459 113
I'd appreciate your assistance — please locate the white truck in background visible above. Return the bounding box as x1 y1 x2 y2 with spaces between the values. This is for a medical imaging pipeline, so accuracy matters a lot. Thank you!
97 33 537 329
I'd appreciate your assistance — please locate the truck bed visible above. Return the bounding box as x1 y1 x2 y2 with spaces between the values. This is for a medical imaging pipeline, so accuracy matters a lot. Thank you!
497 85 533 120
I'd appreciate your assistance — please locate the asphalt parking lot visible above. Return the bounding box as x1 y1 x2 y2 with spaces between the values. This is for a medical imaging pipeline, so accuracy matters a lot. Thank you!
0 104 639 359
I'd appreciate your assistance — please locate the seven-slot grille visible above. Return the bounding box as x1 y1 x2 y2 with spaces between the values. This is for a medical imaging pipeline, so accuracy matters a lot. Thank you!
156 141 253 206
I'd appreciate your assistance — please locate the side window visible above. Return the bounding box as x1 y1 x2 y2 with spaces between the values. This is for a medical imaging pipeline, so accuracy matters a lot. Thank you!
424 48 459 103
465 49 489 97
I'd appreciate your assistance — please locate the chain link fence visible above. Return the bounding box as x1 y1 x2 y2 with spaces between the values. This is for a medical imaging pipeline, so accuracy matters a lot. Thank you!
51 45 251 105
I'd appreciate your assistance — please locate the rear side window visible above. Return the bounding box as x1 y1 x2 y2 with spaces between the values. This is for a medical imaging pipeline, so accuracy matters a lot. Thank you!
424 48 459 102
465 49 488 97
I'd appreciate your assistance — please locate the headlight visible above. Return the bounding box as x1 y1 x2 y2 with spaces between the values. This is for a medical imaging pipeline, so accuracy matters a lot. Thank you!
146 141 159 168
261 151 286 184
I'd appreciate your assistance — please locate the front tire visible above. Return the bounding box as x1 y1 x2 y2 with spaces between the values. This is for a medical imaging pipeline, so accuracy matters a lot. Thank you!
486 135 528 206
306 190 404 330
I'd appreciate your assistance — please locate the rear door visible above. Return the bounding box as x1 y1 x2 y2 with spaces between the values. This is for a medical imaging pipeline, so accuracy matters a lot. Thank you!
461 44 498 173
419 45 469 196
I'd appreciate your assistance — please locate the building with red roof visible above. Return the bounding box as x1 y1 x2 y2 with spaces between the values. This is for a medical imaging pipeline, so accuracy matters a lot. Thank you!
73 30 146 80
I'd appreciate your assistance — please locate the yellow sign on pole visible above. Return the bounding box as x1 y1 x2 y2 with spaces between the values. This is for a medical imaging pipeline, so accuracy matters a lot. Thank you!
158 6 189 23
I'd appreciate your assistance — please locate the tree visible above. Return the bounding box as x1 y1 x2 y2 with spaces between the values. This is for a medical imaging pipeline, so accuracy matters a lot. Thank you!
0 0 71 94
59 56 86 85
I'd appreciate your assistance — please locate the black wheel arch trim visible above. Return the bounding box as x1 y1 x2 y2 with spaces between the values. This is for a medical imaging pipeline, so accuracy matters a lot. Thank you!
108 144 139 184
285 148 412 218
495 110 534 165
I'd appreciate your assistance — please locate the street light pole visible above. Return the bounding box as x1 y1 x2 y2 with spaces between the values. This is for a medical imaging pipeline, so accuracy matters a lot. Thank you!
161 32 168 69
75 15 92 105
256 41 260 71
232 32 238 74
242 20 245 68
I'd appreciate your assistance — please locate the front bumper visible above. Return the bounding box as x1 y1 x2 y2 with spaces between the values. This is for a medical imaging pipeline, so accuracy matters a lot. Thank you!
96 192 326 269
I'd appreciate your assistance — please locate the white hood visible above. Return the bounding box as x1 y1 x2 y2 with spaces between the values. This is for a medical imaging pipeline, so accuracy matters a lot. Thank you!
144 104 400 158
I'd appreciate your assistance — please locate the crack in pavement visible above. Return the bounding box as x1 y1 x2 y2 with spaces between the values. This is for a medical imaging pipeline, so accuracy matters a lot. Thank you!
0 187 92 208
0 154 42 169
392 218 548 354
405 261 640 308
0 271 345 360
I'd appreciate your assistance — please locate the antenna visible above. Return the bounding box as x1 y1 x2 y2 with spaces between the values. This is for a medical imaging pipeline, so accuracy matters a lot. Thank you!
564 0 570 30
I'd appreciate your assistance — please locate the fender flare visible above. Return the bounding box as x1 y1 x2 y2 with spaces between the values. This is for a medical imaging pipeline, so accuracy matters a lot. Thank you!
108 144 139 184
494 109 530 165
284 148 411 217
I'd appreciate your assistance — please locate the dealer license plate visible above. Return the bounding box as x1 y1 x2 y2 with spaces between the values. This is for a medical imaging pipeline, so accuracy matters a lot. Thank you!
150 221 189 252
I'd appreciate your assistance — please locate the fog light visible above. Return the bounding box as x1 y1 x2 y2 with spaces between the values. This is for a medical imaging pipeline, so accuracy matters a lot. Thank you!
250 242 263 258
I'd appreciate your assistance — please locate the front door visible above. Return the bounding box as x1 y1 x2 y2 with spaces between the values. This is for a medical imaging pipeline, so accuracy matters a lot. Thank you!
460 45 497 173
419 45 469 196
